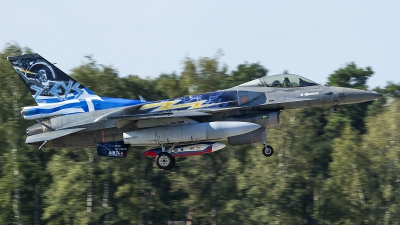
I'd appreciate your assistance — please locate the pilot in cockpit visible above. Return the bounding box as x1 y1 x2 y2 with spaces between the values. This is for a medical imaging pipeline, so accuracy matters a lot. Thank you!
282 77 292 87
271 80 282 87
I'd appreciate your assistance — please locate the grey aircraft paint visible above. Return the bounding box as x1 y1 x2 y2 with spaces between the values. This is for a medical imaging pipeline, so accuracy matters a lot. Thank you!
9 53 382 170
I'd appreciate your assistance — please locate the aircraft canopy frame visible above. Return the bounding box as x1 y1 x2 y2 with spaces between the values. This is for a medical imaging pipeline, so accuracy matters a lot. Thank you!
238 74 319 88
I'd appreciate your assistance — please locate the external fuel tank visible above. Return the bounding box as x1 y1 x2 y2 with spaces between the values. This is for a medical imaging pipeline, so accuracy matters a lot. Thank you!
123 121 261 146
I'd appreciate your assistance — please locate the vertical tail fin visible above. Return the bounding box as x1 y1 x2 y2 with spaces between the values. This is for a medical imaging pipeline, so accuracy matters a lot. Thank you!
7 53 99 105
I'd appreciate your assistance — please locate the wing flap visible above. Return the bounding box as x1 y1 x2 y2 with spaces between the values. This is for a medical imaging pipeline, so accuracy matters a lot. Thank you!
26 128 86 143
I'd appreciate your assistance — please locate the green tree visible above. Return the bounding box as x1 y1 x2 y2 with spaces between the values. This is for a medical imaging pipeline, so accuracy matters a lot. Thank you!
361 99 400 224
153 73 185 99
0 44 56 224
318 124 372 224
179 54 228 95
327 62 373 90
327 63 375 133
223 62 268 89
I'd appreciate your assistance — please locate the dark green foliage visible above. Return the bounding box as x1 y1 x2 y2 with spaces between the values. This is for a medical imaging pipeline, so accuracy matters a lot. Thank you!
0 44 397 224
380 82 400 97
327 62 373 89
223 62 268 89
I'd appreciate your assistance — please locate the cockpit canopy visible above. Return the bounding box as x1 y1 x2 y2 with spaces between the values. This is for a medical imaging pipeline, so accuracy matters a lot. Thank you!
237 74 319 88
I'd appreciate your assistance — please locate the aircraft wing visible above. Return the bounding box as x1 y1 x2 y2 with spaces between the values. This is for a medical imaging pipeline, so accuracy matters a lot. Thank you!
108 110 212 120
26 128 86 143
95 104 211 121
112 111 212 129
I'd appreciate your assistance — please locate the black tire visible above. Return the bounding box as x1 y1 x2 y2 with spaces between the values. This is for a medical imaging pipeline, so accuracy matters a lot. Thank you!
163 156 175 170
156 152 175 170
262 145 274 157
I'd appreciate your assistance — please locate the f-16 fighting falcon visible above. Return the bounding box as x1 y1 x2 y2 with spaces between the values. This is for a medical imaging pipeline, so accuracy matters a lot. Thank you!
8 53 382 170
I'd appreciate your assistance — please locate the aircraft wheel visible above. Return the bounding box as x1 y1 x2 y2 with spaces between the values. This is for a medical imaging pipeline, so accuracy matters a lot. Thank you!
156 152 175 170
164 156 175 170
262 145 274 157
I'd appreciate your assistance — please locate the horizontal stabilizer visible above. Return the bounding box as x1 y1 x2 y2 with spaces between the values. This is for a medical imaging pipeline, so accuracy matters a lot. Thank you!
26 128 86 143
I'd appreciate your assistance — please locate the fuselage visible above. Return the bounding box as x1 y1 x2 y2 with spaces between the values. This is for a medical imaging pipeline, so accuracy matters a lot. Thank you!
26 83 381 148
9 54 382 169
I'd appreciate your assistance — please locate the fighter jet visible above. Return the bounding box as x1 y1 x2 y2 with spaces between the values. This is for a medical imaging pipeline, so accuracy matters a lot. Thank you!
7 53 382 170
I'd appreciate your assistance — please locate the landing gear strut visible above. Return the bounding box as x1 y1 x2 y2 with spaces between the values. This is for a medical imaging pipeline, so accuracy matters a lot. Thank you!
155 152 175 170
330 100 341 112
262 143 274 157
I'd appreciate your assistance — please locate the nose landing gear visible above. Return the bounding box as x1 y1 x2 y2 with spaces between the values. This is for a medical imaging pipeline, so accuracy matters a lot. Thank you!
262 143 274 157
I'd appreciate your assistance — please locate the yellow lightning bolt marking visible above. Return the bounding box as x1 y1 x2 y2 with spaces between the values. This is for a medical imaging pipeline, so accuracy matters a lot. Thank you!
156 101 181 111
141 100 208 111
141 101 180 110
15 67 37 74
188 101 206 109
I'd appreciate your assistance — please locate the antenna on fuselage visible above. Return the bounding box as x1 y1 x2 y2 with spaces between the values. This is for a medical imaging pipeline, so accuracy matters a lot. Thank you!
138 95 146 102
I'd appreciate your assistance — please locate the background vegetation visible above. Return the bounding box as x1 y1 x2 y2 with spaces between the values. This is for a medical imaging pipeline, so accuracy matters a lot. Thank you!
1 44 399 225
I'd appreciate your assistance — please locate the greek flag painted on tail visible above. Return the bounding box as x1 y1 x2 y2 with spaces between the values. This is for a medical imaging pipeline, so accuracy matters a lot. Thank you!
8 54 143 120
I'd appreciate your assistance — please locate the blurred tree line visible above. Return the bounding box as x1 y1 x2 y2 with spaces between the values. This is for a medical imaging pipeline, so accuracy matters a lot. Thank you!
0 44 400 225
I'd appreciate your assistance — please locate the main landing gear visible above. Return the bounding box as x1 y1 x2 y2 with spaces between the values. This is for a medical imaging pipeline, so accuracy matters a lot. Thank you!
156 152 175 170
154 142 274 170
262 143 274 157
155 144 176 170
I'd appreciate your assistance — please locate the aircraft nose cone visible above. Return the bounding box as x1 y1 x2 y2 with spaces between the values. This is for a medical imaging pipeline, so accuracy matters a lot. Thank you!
339 87 382 104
